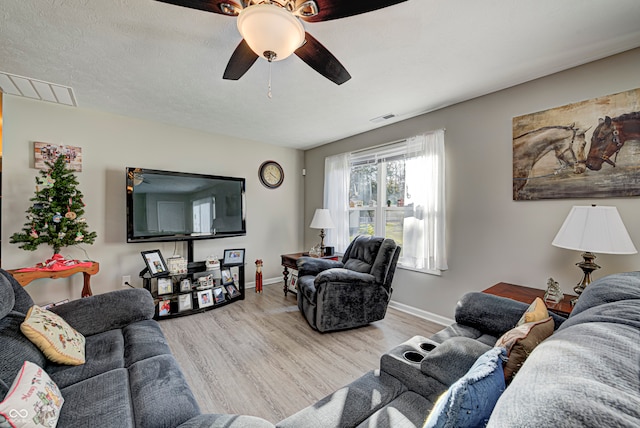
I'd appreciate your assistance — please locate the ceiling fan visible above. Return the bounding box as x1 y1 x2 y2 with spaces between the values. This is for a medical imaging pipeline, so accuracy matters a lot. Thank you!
156 0 408 85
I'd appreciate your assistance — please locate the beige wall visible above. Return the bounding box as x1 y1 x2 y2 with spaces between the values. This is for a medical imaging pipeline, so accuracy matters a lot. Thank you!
2 97 304 305
304 48 640 321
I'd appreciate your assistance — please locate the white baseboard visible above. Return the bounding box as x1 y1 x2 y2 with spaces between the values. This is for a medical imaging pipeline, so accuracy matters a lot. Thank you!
246 276 281 289
388 300 454 326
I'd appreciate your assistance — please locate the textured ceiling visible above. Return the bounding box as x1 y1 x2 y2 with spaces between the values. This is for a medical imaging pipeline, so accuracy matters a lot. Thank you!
1 0 640 149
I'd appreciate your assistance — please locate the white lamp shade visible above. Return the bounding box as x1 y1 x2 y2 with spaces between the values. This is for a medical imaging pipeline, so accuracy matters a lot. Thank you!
552 206 637 254
237 4 305 61
310 209 335 229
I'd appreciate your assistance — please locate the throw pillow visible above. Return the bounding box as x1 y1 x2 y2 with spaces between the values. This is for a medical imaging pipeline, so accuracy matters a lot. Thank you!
516 297 549 326
21 305 86 365
423 347 507 428
0 361 64 428
495 316 554 382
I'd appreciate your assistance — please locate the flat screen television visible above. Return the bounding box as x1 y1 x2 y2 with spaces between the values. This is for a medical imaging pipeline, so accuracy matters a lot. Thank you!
126 167 246 251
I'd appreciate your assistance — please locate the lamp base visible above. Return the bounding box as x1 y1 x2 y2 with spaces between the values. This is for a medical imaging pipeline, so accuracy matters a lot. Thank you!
571 251 600 305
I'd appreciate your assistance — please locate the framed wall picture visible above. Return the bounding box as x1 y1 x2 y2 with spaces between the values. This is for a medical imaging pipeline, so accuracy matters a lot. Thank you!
157 277 173 295
180 278 192 293
213 286 226 304
158 299 171 317
141 249 168 277
223 249 245 266
197 289 213 308
34 142 83 172
178 294 193 312
225 283 241 298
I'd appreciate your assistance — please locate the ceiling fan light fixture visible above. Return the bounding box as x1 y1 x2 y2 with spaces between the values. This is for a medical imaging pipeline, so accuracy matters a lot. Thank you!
237 3 305 62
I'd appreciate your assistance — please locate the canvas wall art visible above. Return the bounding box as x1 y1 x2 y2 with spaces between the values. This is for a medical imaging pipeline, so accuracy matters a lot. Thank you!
34 142 82 171
513 88 640 200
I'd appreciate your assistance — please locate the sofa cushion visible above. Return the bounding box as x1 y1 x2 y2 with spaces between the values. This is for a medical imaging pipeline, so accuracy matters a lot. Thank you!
570 271 640 317
0 361 64 428
21 305 86 366
128 355 200 428
0 311 47 397
0 269 34 314
495 316 554 382
0 276 14 319
424 347 507 428
178 414 275 428
357 390 433 428
123 319 173 366
47 329 125 389
58 368 135 428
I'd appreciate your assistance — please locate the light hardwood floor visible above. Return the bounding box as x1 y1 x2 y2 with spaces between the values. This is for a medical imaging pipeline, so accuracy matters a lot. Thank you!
160 283 444 424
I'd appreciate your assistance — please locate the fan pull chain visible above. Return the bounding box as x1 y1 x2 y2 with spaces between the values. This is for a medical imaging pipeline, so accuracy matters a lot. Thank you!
267 61 273 99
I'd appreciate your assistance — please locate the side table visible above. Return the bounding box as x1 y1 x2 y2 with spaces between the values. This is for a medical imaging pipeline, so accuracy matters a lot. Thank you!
482 282 576 317
280 253 339 296
7 262 100 298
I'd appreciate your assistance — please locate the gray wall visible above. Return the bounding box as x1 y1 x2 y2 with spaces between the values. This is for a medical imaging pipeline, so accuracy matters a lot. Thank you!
304 48 640 321
3 98 304 306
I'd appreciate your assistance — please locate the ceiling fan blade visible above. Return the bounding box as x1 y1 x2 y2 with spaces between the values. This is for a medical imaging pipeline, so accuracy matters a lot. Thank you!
223 40 259 80
295 32 351 85
155 0 241 16
298 0 407 22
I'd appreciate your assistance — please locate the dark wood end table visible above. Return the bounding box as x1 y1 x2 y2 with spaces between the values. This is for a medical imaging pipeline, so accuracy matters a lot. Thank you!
280 253 339 296
482 282 577 317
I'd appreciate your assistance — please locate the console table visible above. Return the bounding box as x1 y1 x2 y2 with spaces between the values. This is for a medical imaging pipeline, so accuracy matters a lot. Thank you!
7 262 100 298
280 253 339 296
483 282 576 317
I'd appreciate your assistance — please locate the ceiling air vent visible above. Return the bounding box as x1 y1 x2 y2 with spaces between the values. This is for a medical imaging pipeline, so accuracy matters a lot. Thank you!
370 113 396 124
0 71 77 107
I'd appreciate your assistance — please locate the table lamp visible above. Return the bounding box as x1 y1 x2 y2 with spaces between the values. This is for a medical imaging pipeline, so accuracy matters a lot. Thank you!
310 209 335 257
552 205 636 303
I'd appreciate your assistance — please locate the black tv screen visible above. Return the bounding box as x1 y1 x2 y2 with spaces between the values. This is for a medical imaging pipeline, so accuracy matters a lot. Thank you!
126 167 246 243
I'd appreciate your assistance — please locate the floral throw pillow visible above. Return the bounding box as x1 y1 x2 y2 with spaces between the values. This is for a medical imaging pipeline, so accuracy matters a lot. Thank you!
21 305 86 365
0 361 64 428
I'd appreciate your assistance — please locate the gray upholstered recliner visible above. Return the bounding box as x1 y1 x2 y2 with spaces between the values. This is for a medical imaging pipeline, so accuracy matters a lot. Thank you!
296 235 401 332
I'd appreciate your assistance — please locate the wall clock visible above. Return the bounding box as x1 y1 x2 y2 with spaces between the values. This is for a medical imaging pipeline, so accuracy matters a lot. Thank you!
258 160 284 189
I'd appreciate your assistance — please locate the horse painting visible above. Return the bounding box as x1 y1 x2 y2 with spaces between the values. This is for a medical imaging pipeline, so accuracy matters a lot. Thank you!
586 111 640 171
513 124 588 200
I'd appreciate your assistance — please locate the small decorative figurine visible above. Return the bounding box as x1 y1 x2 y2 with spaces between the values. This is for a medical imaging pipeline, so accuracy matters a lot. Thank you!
544 277 563 304
255 259 263 293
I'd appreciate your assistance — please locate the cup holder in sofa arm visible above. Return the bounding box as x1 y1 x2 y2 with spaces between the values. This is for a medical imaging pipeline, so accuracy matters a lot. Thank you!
420 342 437 352
380 336 446 401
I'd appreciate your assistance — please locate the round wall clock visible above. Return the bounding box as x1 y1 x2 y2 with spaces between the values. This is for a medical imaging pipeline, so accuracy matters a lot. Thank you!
258 160 284 189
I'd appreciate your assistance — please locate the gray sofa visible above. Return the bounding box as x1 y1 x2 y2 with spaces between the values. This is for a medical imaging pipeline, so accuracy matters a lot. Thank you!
0 268 271 428
278 272 640 427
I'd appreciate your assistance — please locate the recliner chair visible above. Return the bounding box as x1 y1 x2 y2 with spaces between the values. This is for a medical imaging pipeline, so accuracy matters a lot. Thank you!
296 235 401 332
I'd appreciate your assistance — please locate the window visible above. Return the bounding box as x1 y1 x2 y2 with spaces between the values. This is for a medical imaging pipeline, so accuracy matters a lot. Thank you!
324 131 447 273
192 197 215 234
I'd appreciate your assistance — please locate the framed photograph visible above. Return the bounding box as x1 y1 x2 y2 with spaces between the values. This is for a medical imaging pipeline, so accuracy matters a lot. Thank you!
223 249 245 266
213 286 226 304
230 266 240 283
289 273 298 292
157 277 172 295
141 249 168 277
225 283 241 298
180 278 192 292
158 299 171 317
34 142 83 172
178 294 193 312
197 289 213 308
221 268 234 285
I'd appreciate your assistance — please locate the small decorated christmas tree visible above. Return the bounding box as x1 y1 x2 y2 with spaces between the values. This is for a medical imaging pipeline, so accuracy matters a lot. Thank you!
10 156 97 255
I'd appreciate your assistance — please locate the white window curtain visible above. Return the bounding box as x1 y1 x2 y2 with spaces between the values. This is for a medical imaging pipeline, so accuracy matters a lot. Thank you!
402 130 447 272
324 153 350 253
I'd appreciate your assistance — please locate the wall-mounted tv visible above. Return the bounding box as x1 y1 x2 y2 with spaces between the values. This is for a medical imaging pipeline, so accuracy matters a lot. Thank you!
126 167 246 248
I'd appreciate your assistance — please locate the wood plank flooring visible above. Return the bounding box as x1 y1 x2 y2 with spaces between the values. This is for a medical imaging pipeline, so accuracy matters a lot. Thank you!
159 284 444 424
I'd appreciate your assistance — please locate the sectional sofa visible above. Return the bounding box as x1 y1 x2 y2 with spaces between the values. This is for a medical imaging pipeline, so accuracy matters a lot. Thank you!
2 267 639 427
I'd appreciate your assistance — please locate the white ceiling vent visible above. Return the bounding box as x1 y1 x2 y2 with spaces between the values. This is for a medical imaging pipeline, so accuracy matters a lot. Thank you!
370 113 396 124
0 71 77 107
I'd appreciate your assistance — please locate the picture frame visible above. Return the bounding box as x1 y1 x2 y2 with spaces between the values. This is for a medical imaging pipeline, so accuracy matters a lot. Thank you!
178 294 193 312
213 286 226 304
158 299 171 317
34 142 83 172
223 249 245 266
225 283 241 298
141 249 168 277
179 278 192 293
221 268 234 285
197 289 213 308
157 277 173 295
